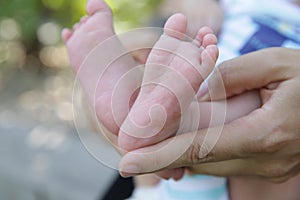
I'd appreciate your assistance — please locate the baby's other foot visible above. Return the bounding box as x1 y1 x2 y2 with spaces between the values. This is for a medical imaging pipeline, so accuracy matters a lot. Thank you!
63 0 140 134
118 13 218 151
62 0 114 71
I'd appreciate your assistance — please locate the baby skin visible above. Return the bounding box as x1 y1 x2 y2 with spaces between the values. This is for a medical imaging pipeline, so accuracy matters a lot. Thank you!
62 1 300 200
118 14 219 151
62 0 141 136
62 0 227 152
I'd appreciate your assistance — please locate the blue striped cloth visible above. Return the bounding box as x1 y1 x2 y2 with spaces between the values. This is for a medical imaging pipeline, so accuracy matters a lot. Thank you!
218 0 300 63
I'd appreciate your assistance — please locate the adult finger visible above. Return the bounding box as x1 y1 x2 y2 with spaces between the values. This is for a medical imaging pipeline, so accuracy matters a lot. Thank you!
119 108 271 177
198 48 300 100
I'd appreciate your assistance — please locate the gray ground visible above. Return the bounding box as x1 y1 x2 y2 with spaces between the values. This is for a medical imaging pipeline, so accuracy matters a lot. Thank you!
0 67 119 200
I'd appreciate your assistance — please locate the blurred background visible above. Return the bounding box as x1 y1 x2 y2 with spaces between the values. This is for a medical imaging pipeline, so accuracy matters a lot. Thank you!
0 0 161 199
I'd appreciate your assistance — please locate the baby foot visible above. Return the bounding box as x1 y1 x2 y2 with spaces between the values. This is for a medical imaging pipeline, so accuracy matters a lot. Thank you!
63 0 141 134
62 0 114 71
118 13 218 151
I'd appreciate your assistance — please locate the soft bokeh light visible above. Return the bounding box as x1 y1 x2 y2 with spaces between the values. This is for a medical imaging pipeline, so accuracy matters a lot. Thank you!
0 16 26 67
0 1 162 199
55 101 73 121
17 71 74 124
19 90 44 111
39 46 69 68
27 126 66 149
0 18 21 40
0 41 26 67
37 22 61 46
6 41 26 68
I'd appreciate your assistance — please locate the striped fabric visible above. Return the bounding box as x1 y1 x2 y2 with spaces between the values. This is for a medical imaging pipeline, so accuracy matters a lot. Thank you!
218 0 300 63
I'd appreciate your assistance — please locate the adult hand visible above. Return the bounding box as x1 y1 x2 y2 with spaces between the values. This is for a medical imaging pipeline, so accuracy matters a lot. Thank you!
119 47 300 183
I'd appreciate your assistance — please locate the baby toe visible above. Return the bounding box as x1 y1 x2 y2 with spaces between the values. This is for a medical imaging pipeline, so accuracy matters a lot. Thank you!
193 26 214 47
86 0 111 16
61 28 72 43
164 13 188 40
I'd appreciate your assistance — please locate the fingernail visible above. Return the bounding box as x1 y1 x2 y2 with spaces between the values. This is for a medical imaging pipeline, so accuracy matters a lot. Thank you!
119 164 140 177
197 82 208 99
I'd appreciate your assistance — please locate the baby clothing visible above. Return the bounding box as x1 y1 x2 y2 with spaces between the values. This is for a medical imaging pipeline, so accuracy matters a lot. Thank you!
218 0 300 63
157 175 228 200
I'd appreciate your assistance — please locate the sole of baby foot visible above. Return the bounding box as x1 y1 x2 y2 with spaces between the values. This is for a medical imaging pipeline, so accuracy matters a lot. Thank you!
118 13 218 151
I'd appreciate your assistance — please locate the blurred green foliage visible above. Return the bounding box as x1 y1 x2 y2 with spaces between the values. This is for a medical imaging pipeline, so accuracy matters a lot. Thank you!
0 0 86 47
107 0 161 31
0 0 161 47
